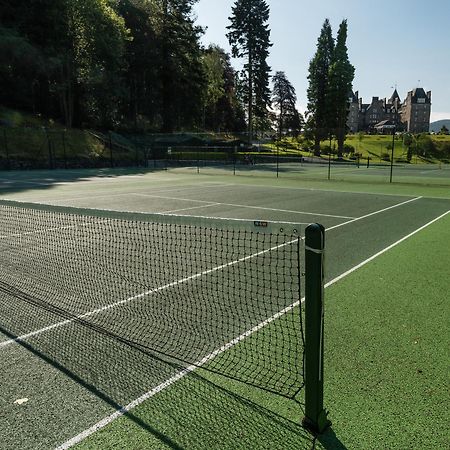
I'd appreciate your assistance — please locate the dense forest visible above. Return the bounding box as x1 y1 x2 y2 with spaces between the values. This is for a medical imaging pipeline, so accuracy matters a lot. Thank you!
1 0 355 148
0 0 250 132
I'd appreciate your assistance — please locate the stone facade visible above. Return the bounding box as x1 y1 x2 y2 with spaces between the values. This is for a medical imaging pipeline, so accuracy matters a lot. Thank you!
347 88 431 133
401 88 432 133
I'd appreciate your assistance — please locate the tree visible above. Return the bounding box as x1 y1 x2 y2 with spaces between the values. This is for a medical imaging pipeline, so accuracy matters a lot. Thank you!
201 45 246 132
306 19 334 155
118 0 160 129
227 0 272 140
272 71 301 140
0 0 129 128
439 124 449 135
159 0 206 132
403 133 414 162
328 20 355 157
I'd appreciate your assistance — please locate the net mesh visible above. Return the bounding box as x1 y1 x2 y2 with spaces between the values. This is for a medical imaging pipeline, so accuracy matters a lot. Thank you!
0 201 304 402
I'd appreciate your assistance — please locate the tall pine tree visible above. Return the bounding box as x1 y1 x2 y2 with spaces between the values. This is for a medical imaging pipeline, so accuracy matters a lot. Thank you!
160 0 206 132
328 20 354 157
306 19 334 155
227 0 272 141
272 71 301 140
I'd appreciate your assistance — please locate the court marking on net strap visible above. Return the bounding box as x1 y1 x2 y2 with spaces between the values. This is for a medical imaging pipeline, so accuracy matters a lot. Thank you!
56 207 450 450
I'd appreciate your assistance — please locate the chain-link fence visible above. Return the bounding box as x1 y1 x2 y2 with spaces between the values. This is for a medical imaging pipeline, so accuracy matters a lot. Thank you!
1 127 448 186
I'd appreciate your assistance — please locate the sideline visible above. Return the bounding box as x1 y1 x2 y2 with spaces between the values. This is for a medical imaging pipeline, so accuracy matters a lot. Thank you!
56 208 449 449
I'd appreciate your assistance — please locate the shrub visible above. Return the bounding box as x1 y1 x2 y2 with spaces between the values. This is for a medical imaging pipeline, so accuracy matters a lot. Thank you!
343 144 355 154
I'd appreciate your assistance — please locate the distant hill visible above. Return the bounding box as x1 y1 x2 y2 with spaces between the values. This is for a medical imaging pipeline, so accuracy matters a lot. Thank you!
430 119 450 133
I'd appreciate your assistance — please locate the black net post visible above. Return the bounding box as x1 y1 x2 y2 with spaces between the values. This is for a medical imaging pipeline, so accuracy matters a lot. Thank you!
233 146 237 175
303 223 330 434
367 156 370 168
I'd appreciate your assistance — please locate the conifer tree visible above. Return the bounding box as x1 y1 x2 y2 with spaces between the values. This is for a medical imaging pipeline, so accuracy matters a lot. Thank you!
227 0 272 140
272 71 300 140
306 19 334 155
328 20 355 157
159 0 206 132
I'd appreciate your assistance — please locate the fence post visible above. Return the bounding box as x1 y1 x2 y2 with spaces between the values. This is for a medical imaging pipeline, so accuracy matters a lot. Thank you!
303 223 330 434
3 129 10 170
233 146 237 175
390 128 395 183
276 142 279 178
62 130 67 169
328 152 331 180
367 156 370 168
46 128 53 170
109 132 113 168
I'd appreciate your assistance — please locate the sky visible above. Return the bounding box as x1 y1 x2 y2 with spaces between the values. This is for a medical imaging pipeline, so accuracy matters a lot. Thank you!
193 0 450 122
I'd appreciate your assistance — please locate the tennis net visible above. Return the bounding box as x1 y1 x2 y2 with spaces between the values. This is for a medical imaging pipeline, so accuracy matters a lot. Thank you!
0 200 304 400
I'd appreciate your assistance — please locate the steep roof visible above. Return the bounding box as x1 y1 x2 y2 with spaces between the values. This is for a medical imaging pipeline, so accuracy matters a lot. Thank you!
374 120 395 128
349 91 359 103
411 88 430 103
389 89 401 104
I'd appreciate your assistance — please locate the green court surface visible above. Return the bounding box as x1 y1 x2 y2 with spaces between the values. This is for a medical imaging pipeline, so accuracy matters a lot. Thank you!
0 168 449 449
163 159 450 192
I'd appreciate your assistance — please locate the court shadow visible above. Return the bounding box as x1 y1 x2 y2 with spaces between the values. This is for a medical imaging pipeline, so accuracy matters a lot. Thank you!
316 427 348 450
0 167 160 197
0 320 315 450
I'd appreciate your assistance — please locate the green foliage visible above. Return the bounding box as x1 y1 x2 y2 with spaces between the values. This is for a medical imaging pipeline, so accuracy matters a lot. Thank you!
201 45 246 132
439 125 449 135
227 0 272 135
306 19 354 157
0 0 220 132
343 144 355 154
327 20 355 156
306 19 334 154
272 71 302 139
416 134 437 157
403 133 414 162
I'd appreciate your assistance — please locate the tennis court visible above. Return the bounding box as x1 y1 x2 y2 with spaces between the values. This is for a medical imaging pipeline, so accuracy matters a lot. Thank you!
0 169 449 449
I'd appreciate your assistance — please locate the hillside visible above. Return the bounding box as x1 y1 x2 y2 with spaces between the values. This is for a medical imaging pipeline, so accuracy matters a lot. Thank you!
430 119 450 133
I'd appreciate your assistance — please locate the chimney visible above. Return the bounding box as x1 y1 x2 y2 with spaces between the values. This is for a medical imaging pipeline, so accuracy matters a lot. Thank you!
427 91 432 102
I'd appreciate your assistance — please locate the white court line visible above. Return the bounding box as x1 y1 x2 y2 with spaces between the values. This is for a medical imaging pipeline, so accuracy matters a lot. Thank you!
326 196 422 230
214 180 427 198
0 220 110 240
56 208 450 450
419 169 441 174
0 194 422 348
162 203 220 214
325 210 450 288
0 237 299 349
33 184 234 204
132 192 356 220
